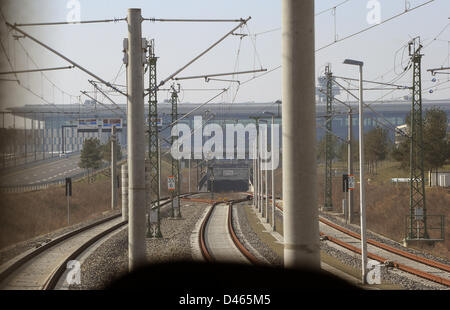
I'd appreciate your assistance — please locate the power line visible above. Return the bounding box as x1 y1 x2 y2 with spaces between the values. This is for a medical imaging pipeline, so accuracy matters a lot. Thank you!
144 18 245 23
0 65 75 75
333 75 411 89
315 0 435 52
5 22 127 97
174 69 267 81
88 80 126 115
13 18 126 27
423 22 450 49
80 91 123 117
315 0 352 17
154 17 251 91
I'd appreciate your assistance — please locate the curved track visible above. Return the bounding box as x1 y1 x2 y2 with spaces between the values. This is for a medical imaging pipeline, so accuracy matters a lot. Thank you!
199 197 259 264
250 193 450 287
0 194 195 290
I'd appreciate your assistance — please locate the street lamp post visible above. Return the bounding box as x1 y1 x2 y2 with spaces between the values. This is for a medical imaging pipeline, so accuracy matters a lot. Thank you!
249 116 262 212
259 119 270 223
261 120 269 223
343 58 367 284
263 111 276 230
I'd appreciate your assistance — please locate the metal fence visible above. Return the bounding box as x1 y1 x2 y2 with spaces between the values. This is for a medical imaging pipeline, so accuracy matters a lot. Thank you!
0 162 110 194
405 214 445 241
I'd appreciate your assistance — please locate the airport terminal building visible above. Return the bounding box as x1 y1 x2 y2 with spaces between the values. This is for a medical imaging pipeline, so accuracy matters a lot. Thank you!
3 99 450 160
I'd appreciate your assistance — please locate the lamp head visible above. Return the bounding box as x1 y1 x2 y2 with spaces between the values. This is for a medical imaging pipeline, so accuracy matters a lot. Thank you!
343 59 364 67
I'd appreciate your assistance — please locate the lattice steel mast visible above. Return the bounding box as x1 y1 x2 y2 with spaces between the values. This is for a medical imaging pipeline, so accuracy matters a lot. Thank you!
170 84 182 218
146 39 162 238
323 65 333 211
408 38 428 240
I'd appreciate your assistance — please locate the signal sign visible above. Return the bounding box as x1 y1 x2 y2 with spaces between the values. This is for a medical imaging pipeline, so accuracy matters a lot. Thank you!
343 174 355 192
348 175 355 190
168 176 176 191
65 177 72 196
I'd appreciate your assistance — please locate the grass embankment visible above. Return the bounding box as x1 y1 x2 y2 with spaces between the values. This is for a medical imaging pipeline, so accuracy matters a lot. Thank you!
0 171 117 250
272 161 449 259
0 156 198 250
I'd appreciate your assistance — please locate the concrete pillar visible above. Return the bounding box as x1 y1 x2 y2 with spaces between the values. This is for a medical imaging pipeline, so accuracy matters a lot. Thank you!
121 164 129 221
265 138 269 223
259 149 263 214
282 0 320 270
111 126 117 210
253 144 256 208
127 8 146 271
271 116 276 231
347 111 353 224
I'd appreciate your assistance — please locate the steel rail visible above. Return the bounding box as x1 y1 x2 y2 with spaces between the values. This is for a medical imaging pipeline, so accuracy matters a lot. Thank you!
246 192 450 286
319 217 450 273
199 197 259 264
227 199 260 265
44 193 201 289
199 202 218 262
0 194 195 289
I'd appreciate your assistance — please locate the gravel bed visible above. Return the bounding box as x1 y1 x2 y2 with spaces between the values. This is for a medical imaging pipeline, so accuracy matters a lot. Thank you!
319 240 444 290
71 202 208 289
234 201 446 290
233 202 282 266
0 209 121 266
319 211 450 266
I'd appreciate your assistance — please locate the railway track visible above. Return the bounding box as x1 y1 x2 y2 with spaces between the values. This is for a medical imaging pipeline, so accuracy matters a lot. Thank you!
0 194 196 290
249 193 450 287
199 197 259 265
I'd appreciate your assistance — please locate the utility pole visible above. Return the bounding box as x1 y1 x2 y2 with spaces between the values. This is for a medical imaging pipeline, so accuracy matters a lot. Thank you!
24 115 27 164
344 58 367 284
39 114 44 161
121 164 128 221
263 111 277 231
125 8 146 271
260 119 269 222
147 39 162 238
253 143 257 208
210 164 215 200
323 65 333 211
111 126 117 210
51 117 53 159
196 159 200 191
249 116 261 212
282 0 320 269
33 114 36 161
408 38 428 240
13 114 16 166
347 109 354 224
170 84 181 218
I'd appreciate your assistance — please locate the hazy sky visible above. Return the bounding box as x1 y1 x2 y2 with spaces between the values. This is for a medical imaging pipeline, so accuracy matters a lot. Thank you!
0 0 449 113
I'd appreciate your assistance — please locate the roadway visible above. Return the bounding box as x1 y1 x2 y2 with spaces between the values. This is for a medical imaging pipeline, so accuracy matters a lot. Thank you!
0 155 83 187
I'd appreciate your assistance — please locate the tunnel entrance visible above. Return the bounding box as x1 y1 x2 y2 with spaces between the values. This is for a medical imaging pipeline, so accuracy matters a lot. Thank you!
210 180 249 193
